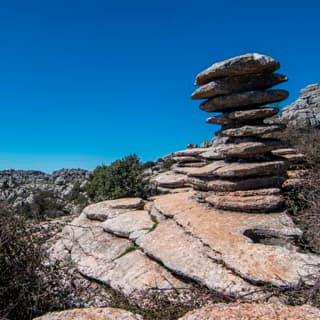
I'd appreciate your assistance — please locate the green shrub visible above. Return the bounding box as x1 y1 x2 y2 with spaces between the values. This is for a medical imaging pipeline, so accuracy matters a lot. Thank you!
86 154 149 201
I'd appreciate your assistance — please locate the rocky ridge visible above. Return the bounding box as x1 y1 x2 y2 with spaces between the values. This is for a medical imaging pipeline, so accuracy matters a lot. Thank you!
274 83 320 128
0 169 89 215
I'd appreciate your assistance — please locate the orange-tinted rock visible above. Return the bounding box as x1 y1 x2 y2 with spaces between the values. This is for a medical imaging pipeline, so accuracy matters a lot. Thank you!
33 307 143 320
153 192 320 286
179 303 320 320
205 192 284 212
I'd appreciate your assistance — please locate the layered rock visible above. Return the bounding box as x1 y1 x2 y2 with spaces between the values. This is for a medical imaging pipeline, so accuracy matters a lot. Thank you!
192 53 289 212
49 192 320 306
274 83 320 128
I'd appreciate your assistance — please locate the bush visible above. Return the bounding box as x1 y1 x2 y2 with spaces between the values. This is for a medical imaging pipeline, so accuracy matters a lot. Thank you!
86 154 149 202
282 128 320 254
0 204 72 319
16 190 65 219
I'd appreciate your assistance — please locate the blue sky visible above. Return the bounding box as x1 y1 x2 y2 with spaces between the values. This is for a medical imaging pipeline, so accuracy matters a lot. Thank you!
0 0 319 172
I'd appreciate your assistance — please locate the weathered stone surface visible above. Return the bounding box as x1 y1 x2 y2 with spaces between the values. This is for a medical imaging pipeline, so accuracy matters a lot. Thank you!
281 83 320 128
172 156 202 163
179 303 320 320
49 214 185 296
150 171 190 188
84 198 145 221
192 73 287 99
215 140 283 158
195 53 280 85
219 124 284 137
200 138 282 160
206 192 284 212
200 90 289 112
135 219 257 296
153 192 320 286
189 160 287 178
190 176 285 191
102 210 154 239
173 148 208 157
272 148 298 156
33 307 143 320
207 107 279 125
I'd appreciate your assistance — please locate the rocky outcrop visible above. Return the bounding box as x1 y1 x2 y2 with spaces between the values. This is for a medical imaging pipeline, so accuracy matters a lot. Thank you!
33 307 143 320
45 54 320 315
0 169 89 215
191 53 289 212
279 84 320 128
49 192 320 304
34 303 320 320
180 303 320 320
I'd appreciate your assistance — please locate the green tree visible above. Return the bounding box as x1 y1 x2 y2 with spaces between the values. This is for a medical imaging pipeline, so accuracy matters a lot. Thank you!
86 154 149 201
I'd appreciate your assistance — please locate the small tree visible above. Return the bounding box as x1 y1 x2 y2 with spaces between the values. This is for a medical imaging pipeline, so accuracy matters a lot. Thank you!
86 154 149 201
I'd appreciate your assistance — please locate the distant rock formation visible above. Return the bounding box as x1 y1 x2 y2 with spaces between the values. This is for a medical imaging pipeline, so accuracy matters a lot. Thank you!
0 169 89 215
267 83 320 129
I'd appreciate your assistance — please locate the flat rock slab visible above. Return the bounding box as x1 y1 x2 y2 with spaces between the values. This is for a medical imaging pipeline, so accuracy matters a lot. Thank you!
135 219 257 296
195 53 280 85
84 198 145 221
173 148 208 157
206 192 284 212
102 210 154 239
207 107 279 125
151 171 190 188
179 303 320 320
152 192 320 286
49 214 185 296
33 307 143 320
219 124 284 137
215 140 283 158
190 175 285 192
192 73 287 99
188 160 286 178
200 90 289 112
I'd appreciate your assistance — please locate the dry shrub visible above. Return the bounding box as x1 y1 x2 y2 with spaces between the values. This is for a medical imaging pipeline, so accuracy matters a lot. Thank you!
281 128 320 254
0 204 74 320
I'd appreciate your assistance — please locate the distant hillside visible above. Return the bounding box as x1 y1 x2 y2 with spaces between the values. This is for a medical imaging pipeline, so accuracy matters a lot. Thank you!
0 168 89 218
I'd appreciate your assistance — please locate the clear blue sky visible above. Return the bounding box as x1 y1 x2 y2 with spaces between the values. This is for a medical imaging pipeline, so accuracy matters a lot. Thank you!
0 0 319 172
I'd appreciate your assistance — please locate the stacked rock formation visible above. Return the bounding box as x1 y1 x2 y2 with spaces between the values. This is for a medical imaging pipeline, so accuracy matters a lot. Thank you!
190 53 289 212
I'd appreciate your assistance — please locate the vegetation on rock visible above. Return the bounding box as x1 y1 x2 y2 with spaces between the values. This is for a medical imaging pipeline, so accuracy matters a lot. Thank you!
86 154 150 201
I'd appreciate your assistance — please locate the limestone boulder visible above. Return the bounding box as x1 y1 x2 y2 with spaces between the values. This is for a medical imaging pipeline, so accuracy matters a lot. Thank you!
179 303 320 320
49 213 185 296
195 53 280 85
153 192 320 286
190 175 285 192
84 198 145 221
206 191 285 212
173 148 208 156
200 90 289 112
150 171 190 188
33 307 143 320
219 124 284 137
102 210 154 239
206 107 279 125
192 73 287 99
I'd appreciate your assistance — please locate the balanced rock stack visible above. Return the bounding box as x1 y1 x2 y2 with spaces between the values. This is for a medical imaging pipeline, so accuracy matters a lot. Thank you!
191 53 289 212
